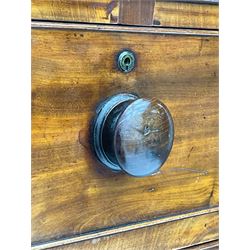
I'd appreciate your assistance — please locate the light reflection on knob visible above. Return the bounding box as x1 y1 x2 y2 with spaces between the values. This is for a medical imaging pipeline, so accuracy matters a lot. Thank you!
89 93 174 177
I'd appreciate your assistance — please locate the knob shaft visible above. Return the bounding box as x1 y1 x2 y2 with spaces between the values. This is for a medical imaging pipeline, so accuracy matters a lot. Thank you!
90 93 174 177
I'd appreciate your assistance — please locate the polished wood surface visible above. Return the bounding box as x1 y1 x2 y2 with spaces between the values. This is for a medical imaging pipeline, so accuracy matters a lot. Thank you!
32 0 218 29
188 240 219 250
114 98 174 176
32 207 218 250
32 21 218 36
44 211 219 250
153 1 219 29
32 0 119 23
91 93 174 176
32 25 218 244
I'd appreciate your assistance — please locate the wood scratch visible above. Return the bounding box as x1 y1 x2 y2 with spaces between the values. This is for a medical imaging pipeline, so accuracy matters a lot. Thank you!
187 146 194 159
199 39 204 56
170 167 208 175
209 180 215 204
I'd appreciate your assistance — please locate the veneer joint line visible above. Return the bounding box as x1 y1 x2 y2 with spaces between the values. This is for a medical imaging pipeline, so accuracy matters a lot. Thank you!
31 206 219 250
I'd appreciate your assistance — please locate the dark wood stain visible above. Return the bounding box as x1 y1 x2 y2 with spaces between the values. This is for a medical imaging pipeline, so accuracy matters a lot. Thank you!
119 0 156 25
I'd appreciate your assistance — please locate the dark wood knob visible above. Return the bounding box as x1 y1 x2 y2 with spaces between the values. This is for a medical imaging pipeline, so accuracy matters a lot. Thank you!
90 93 174 177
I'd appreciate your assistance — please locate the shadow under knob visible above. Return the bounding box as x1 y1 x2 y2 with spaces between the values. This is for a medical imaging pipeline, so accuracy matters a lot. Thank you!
90 93 174 177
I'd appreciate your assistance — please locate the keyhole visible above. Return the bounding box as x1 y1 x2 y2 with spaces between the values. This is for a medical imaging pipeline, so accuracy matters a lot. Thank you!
124 57 130 71
124 57 130 65
118 50 136 73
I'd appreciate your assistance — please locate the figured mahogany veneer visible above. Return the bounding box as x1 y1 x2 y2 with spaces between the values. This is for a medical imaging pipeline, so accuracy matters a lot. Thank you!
32 24 218 245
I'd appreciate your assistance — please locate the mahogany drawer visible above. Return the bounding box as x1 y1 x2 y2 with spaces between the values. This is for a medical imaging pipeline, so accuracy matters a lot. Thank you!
31 0 219 29
32 24 218 247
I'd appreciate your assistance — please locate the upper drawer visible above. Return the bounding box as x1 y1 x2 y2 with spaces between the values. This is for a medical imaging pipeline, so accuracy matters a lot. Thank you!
32 23 218 244
31 0 218 29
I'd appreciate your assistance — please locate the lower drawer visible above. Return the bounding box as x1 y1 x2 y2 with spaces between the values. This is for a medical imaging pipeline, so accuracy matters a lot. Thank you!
32 24 218 244
38 209 219 249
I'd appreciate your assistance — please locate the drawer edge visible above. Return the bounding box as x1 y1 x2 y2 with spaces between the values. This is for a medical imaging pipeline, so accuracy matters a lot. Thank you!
32 206 219 250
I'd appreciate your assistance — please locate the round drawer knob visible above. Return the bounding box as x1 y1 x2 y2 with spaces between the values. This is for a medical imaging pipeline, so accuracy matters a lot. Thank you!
90 93 174 177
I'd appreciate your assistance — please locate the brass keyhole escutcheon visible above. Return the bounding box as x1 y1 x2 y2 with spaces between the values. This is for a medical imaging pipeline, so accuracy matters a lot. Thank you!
117 50 136 73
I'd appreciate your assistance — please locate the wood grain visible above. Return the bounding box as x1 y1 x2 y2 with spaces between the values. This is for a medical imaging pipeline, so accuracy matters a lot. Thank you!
42 211 219 250
187 240 219 250
164 0 218 3
32 26 218 244
153 1 219 29
119 0 155 26
32 0 119 23
31 0 218 29
31 21 218 36
32 207 218 249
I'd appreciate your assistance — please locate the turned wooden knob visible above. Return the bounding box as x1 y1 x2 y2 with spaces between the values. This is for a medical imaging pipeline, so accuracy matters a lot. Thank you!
90 93 174 177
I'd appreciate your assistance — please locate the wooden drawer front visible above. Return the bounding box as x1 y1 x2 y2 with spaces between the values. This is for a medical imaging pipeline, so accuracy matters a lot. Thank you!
32 26 218 244
153 1 219 29
32 0 119 24
32 0 218 29
47 211 219 249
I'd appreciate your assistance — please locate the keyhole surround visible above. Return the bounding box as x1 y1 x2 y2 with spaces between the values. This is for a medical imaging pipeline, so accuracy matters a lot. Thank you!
117 50 136 73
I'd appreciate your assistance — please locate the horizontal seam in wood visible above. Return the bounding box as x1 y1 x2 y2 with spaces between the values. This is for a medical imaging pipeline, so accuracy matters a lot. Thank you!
31 206 219 250
176 239 219 249
156 0 219 5
31 21 218 37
